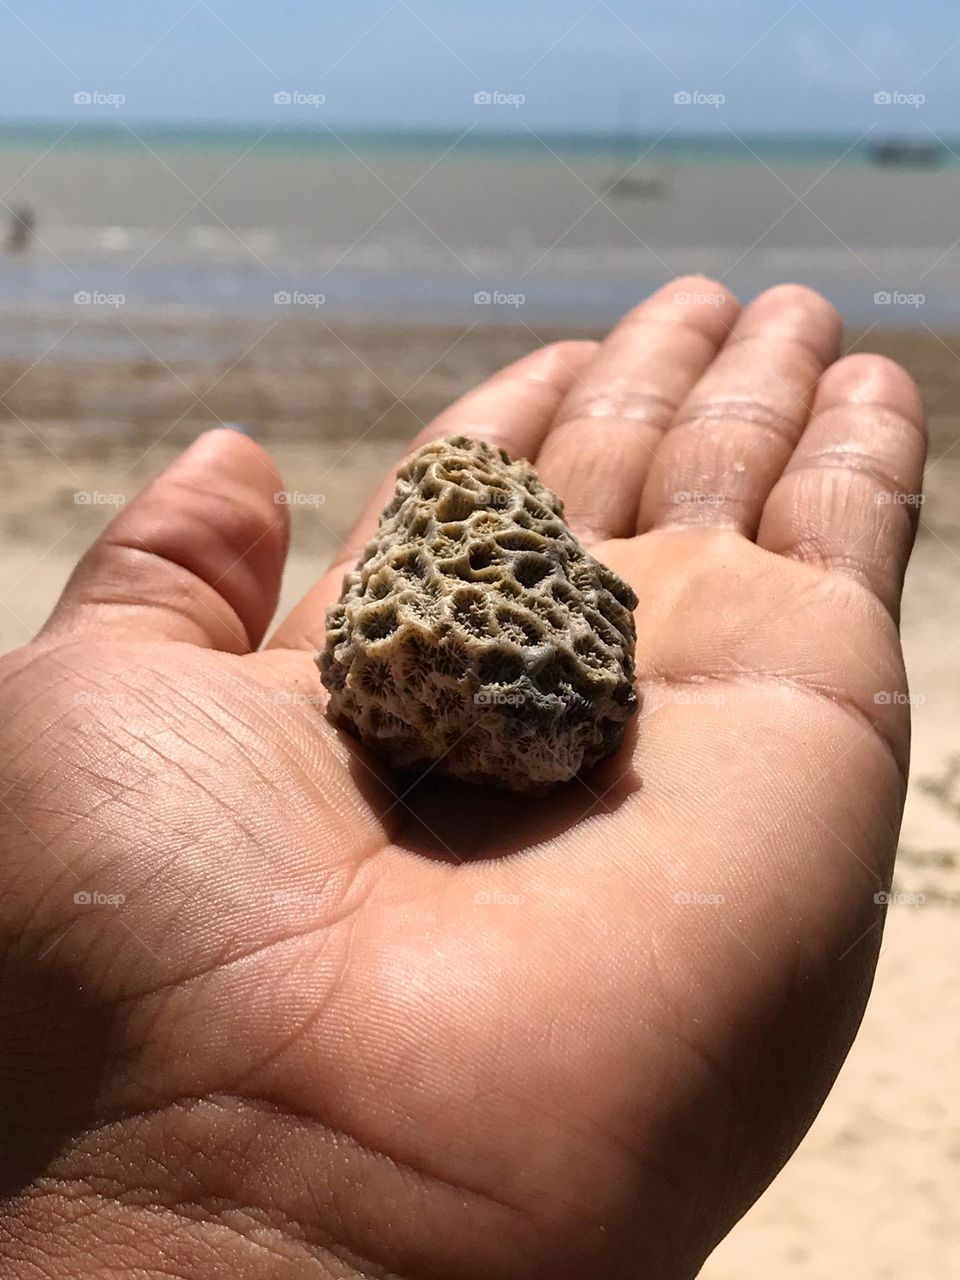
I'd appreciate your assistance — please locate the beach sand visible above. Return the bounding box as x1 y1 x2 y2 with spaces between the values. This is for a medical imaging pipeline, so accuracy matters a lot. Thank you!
1 314 957 1276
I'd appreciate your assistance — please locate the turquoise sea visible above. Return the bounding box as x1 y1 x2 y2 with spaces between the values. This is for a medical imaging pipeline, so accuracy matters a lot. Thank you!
0 123 952 165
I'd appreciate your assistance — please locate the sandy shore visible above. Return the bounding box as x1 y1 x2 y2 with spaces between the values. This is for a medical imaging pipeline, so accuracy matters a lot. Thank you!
1 315 957 1276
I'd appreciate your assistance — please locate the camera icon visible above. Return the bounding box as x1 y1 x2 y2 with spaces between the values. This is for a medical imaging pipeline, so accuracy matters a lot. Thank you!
274 91 292 105
74 291 91 305
874 91 892 105
73 890 92 905
73 91 92 106
474 91 492 105
874 690 892 704
873 291 891 305
474 291 492 305
274 291 291 304
873 890 890 905
674 90 692 105
74 490 91 504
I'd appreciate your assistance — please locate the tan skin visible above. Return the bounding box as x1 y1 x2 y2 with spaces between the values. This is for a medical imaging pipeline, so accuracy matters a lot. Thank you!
0 278 926 1278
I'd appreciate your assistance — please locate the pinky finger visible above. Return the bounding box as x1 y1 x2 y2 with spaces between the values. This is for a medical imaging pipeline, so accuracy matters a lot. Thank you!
757 354 926 620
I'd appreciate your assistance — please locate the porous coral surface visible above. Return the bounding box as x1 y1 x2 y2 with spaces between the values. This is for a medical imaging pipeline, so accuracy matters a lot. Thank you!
319 435 638 791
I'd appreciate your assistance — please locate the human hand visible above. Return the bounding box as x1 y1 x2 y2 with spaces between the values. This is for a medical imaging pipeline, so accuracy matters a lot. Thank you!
0 278 925 1279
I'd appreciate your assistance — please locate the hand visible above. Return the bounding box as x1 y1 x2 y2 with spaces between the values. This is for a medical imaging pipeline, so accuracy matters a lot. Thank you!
0 278 925 1279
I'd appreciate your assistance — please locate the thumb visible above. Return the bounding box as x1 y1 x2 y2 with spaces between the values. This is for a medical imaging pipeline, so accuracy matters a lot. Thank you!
40 429 289 652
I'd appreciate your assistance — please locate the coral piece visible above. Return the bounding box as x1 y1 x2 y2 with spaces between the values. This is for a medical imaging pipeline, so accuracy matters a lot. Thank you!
319 435 638 791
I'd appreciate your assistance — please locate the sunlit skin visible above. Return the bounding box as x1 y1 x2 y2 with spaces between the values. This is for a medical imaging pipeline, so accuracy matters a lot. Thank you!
0 278 925 1278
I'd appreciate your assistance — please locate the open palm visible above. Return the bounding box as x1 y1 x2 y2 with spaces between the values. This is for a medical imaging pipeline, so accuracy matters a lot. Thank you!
0 279 925 1280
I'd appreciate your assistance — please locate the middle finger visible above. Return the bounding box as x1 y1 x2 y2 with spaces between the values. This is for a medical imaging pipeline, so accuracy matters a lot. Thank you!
637 284 842 537
535 275 741 543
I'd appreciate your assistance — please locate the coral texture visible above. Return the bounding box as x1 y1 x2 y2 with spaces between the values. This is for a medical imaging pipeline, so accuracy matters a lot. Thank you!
319 435 638 791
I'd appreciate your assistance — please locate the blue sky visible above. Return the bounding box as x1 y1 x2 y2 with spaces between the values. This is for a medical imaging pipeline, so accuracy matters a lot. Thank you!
0 0 955 134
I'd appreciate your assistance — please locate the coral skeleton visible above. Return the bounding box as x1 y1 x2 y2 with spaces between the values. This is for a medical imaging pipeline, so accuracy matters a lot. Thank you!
319 436 638 791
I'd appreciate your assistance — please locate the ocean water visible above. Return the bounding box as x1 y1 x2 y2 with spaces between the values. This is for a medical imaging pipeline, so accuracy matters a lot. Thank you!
0 123 958 346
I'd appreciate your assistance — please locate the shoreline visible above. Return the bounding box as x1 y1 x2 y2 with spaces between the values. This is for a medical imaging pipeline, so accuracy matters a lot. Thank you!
1 313 958 435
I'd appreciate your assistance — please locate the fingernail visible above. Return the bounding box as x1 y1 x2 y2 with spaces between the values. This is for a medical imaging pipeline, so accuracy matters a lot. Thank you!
220 422 255 438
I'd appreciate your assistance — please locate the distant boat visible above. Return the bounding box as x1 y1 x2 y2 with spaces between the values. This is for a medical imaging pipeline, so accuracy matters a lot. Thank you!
868 139 943 168
608 171 667 198
606 91 668 199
